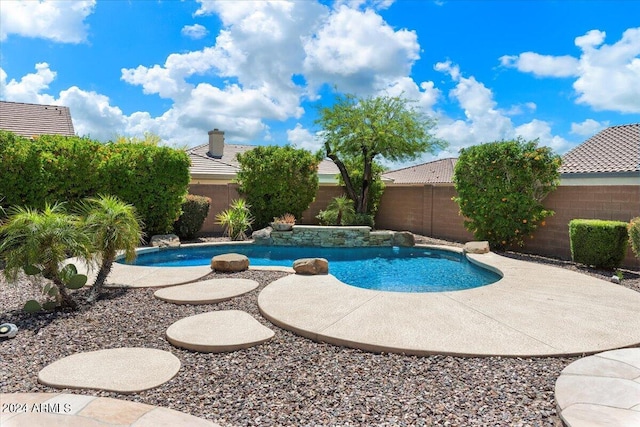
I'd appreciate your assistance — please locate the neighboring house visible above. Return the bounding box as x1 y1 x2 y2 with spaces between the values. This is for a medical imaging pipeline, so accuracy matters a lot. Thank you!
188 129 340 184
0 100 75 137
559 123 640 185
382 158 457 184
382 123 640 186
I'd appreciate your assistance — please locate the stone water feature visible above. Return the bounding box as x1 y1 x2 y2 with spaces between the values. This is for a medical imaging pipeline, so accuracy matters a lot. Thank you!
252 225 415 247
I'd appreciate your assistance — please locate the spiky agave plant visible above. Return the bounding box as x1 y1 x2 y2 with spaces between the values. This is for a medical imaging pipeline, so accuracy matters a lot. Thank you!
78 195 144 303
0 203 91 310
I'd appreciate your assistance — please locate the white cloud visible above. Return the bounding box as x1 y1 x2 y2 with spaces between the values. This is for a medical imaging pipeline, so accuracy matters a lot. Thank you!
573 27 640 113
514 119 571 153
302 5 419 95
382 77 440 113
570 119 607 136
181 24 208 40
501 27 640 113
499 52 579 77
287 123 323 152
334 0 396 10
0 0 95 43
409 61 571 164
0 63 57 103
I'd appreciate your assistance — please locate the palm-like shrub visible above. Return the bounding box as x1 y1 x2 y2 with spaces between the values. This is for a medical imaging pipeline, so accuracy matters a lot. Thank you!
0 203 91 310
317 195 355 226
78 195 144 302
216 199 254 240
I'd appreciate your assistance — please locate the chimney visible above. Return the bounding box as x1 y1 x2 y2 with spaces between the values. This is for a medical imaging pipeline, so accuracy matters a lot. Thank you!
208 129 224 158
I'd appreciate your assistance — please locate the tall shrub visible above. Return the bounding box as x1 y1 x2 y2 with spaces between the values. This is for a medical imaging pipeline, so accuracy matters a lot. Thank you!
236 145 320 228
453 138 561 250
174 195 211 239
98 142 190 235
0 131 190 236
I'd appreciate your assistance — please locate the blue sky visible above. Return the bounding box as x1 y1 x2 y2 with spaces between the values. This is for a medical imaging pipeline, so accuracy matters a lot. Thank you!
1 0 639 168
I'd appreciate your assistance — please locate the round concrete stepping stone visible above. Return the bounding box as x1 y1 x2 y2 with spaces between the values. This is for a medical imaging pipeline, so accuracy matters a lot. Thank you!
38 348 181 394
555 348 640 427
154 278 259 304
166 310 274 353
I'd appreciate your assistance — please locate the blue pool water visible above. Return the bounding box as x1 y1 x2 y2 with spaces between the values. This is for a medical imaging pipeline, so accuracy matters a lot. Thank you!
122 245 500 293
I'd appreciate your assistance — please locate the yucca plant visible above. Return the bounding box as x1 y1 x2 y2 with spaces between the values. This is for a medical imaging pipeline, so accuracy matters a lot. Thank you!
78 195 144 302
0 203 91 310
216 199 254 240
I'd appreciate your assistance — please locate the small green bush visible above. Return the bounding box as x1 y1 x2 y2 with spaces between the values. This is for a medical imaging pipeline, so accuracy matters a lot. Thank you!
629 217 640 259
569 219 629 269
174 195 211 239
346 213 375 228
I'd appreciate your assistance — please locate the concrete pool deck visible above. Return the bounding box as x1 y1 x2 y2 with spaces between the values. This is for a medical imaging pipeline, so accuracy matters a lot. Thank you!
258 248 640 357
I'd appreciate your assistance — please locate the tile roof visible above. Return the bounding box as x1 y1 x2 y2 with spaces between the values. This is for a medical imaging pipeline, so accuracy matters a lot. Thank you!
382 158 457 184
0 101 75 137
187 143 340 179
560 123 640 174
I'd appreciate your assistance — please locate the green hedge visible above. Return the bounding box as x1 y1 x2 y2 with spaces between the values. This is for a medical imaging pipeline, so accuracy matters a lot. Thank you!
569 219 629 269
173 195 211 240
0 131 190 236
629 217 640 259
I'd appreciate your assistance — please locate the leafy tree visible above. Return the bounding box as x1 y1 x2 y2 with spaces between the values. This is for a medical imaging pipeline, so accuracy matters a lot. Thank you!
236 145 320 228
453 138 561 250
315 93 445 214
0 203 91 310
78 195 144 303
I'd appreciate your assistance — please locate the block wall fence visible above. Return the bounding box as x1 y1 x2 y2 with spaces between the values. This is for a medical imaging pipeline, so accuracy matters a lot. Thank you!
189 183 640 268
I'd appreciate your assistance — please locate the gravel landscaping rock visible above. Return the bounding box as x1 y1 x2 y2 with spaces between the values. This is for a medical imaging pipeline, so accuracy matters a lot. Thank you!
2 234 638 426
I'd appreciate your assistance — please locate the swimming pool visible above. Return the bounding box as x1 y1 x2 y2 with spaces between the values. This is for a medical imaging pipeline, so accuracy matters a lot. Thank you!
122 244 501 293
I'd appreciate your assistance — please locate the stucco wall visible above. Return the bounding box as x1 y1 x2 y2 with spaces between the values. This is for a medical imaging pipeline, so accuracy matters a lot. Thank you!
188 181 639 268
188 183 342 233
377 184 639 268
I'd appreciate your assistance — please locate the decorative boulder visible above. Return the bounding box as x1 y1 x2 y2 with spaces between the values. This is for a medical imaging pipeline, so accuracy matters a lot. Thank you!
150 234 181 248
293 258 329 275
252 227 273 245
211 253 249 272
463 241 490 254
393 231 415 247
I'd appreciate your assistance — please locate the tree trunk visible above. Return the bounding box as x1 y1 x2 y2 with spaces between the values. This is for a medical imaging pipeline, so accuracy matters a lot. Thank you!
325 141 359 205
358 155 373 214
87 258 113 303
